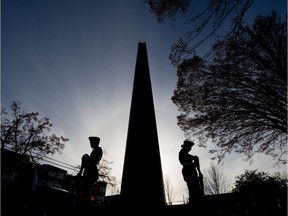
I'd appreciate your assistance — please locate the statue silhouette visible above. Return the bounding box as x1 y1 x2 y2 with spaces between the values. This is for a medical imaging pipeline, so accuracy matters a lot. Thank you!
179 140 203 206
77 136 103 212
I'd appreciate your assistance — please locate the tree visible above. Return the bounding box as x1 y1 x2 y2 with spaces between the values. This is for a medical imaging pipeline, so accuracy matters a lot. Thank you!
232 170 287 194
1 101 69 162
97 152 118 189
171 12 287 164
232 170 287 214
164 175 175 205
144 0 254 64
203 162 229 195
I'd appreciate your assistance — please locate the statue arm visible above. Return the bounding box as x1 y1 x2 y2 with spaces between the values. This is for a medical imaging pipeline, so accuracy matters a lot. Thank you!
90 147 103 164
97 147 103 164
193 156 202 175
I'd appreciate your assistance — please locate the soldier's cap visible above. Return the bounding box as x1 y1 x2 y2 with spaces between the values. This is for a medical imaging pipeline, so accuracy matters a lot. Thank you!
181 140 194 148
89 136 100 144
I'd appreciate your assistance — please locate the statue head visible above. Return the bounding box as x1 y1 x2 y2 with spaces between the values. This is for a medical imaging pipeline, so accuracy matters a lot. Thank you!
181 140 194 148
89 136 100 149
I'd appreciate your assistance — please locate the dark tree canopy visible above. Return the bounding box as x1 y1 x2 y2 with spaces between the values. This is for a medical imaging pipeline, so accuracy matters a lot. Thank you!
171 12 287 164
232 170 287 194
145 0 287 164
232 170 287 214
1 101 69 162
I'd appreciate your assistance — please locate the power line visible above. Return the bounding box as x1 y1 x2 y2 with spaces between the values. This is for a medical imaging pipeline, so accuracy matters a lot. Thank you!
40 158 79 172
31 151 79 169
3 146 80 173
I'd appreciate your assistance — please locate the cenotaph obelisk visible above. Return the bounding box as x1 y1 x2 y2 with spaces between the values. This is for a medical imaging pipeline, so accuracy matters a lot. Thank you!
120 42 166 207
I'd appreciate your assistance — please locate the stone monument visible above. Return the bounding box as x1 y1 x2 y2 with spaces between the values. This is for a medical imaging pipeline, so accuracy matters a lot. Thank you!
120 42 166 207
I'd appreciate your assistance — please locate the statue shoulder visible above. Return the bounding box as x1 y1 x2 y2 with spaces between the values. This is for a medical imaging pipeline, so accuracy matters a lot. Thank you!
97 146 103 154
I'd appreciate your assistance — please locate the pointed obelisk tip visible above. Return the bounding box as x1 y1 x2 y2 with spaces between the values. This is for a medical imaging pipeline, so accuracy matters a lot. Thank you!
138 42 146 48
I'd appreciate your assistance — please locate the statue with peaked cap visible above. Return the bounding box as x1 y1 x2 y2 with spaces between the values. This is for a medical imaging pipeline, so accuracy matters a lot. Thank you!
179 140 203 206
78 136 103 211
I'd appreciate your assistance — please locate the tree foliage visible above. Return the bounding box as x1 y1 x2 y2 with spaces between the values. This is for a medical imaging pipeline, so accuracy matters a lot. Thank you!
144 0 254 64
1 101 69 162
145 1 287 164
171 12 287 164
232 170 287 214
233 169 287 194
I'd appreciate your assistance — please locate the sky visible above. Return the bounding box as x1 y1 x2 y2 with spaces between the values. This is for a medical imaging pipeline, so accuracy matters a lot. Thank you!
2 0 287 204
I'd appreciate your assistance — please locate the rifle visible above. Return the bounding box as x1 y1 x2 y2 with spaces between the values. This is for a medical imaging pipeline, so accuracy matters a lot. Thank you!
199 173 204 197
